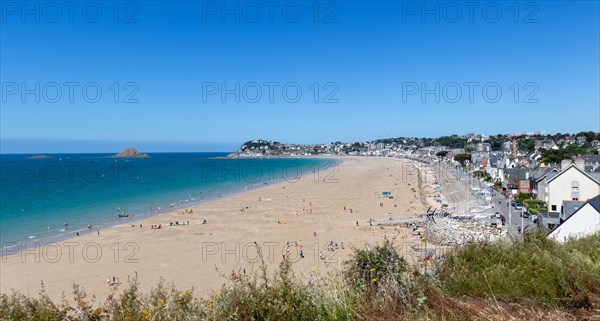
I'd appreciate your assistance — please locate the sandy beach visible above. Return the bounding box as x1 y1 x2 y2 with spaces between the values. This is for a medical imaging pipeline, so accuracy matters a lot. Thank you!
0 157 443 301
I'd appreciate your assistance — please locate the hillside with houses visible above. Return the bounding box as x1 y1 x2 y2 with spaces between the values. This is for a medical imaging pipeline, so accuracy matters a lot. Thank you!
230 132 600 241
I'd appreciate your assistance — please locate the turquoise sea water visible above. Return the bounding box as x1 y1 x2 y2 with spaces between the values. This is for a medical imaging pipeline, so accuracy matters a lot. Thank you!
0 153 337 246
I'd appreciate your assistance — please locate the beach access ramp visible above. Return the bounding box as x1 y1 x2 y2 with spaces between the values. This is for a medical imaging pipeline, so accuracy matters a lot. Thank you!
370 216 426 226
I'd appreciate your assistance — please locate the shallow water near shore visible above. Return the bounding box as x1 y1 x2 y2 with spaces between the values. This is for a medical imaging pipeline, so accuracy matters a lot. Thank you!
0 153 337 246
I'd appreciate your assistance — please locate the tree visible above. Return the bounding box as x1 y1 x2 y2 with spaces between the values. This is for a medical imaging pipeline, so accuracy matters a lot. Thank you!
454 153 471 166
491 141 502 151
539 143 590 165
436 151 448 158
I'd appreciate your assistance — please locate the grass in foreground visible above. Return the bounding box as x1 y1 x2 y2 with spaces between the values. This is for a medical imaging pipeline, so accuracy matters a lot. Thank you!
436 231 600 308
1 234 600 321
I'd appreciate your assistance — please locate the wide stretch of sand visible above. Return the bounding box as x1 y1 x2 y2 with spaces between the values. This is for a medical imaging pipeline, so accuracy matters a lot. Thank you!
0 157 443 300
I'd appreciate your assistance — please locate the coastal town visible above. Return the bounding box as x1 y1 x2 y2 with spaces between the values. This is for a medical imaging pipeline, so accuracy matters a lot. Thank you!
2 132 599 320
231 132 600 243
2 0 598 318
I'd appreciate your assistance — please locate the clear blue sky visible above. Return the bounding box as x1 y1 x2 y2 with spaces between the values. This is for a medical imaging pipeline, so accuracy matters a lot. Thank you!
1 0 599 153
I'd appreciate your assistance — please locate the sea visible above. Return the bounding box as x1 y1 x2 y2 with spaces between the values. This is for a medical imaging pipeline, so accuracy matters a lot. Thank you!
0 153 338 248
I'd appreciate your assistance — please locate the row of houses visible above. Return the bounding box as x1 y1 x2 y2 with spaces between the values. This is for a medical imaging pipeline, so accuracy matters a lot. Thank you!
234 136 599 242
468 151 600 241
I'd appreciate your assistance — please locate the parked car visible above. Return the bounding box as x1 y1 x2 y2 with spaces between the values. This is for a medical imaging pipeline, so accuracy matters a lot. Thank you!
520 211 530 218
498 214 506 225
490 212 506 225
514 203 523 210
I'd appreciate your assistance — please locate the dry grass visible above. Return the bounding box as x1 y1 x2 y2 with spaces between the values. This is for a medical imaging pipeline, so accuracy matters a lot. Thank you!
1 234 599 320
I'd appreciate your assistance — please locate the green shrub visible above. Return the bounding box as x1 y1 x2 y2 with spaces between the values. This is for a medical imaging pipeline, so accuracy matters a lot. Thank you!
344 240 424 312
0 284 68 321
435 231 600 307
2 234 599 320
206 259 351 321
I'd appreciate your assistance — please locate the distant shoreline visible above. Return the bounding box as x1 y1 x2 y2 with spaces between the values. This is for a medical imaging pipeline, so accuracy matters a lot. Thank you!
0 156 342 254
0 156 431 302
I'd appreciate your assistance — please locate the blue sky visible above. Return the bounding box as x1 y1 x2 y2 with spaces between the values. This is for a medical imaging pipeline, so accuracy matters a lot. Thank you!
1 0 599 153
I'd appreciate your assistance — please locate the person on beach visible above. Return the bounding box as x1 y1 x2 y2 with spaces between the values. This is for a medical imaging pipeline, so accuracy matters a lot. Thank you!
76 232 80 236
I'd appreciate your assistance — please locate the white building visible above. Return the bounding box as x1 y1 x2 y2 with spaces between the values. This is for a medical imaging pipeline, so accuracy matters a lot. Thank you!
548 194 600 243
537 164 600 215
476 142 490 152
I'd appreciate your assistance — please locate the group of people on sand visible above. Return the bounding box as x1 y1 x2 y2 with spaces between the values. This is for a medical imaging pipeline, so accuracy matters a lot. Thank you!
170 221 190 226
406 222 422 232
326 241 344 251
151 224 162 229
300 207 313 214
343 206 356 214
182 209 194 214
282 241 305 260
106 276 119 286
319 244 345 260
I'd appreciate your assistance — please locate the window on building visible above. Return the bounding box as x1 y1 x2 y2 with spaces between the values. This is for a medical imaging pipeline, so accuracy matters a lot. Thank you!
572 180 579 189
551 205 557 211
572 191 580 200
